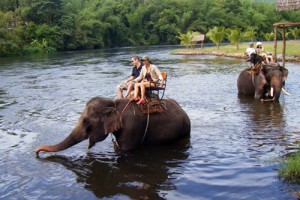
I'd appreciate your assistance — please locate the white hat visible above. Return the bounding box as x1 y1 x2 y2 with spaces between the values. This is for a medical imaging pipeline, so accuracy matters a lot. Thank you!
256 42 262 46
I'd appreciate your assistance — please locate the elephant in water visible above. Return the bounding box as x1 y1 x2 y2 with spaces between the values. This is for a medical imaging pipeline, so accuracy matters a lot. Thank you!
237 64 289 101
35 97 191 155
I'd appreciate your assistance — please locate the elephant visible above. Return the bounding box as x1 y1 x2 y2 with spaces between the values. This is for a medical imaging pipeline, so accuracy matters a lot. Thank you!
237 63 289 101
35 97 191 155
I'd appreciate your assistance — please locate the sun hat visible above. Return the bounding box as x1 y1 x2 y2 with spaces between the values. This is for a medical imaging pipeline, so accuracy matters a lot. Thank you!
141 56 151 62
256 42 262 46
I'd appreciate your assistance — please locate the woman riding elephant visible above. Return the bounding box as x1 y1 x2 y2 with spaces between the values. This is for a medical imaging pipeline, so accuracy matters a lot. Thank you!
237 63 289 101
35 97 191 155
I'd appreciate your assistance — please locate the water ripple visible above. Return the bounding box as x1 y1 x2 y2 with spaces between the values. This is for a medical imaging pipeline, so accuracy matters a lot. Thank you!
0 47 299 199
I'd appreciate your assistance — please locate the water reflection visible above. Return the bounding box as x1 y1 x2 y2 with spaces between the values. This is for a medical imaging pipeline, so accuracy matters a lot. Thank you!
39 138 190 199
238 96 289 157
239 96 285 128
1 47 300 199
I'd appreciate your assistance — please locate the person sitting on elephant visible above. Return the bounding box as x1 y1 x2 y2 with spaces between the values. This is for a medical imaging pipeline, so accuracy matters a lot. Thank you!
249 51 264 67
256 42 274 64
246 42 256 57
116 56 143 98
132 56 163 105
246 42 260 67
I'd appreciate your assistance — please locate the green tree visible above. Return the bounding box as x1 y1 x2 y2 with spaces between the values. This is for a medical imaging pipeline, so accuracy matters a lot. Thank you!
126 6 147 45
26 0 63 25
226 28 244 50
263 32 274 41
176 30 200 48
0 11 24 56
243 27 257 41
1 0 300 57
0 0 20 12
206 26 226 49
290 28 300 39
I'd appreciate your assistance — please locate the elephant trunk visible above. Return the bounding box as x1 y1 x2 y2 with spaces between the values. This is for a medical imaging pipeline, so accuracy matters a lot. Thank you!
35 127 86 156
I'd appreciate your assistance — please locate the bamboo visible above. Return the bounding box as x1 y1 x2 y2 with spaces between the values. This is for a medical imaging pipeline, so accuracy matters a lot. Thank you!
273 22 300 67
282 28 286 67
274 27 277 63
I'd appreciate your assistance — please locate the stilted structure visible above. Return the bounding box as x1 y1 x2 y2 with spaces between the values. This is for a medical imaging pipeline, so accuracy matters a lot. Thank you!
274 0 300 67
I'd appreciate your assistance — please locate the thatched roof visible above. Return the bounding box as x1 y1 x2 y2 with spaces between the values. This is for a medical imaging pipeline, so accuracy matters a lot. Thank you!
191 34 205 42
277 0 300 11
274 22 300 28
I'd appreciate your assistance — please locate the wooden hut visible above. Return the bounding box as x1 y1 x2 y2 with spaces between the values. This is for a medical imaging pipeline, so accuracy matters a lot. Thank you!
274 0 300 67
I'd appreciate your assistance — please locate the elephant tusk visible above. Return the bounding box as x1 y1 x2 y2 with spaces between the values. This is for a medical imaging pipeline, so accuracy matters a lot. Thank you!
270 87 274 97
282 87 291 96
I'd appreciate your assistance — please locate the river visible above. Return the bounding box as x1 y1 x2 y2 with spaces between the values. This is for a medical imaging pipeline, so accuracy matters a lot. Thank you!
0 46 300 199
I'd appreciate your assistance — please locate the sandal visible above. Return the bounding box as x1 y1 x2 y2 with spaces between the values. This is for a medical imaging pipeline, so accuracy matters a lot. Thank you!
132 97 140 101
137 98 145 105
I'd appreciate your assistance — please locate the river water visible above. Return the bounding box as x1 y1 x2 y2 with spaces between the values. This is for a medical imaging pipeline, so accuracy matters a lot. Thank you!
0 46 300 199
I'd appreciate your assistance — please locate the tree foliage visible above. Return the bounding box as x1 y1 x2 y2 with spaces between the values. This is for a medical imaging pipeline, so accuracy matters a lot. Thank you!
206 26 226 49
289 28 300 39
1 0 300 56
263 32 275 41
226 28 244 50
176 30 200 48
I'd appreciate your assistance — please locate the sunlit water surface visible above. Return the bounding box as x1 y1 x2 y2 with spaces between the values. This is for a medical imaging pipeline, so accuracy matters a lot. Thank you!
0 46 300 199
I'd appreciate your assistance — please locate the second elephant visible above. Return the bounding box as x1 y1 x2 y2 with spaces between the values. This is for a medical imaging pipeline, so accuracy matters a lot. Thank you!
237 64 289 101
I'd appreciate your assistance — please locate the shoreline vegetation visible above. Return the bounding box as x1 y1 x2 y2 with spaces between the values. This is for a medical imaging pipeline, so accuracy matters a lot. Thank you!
171 40 300 63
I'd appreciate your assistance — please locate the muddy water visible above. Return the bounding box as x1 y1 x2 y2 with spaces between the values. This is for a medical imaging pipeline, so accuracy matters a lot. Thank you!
0 46 300 199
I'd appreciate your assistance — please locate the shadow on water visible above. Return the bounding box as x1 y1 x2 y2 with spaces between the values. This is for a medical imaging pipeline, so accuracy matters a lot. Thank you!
38 137 191 199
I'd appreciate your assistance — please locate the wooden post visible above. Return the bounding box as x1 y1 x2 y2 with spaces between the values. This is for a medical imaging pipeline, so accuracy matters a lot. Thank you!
274 26 277 63
282 27 286 67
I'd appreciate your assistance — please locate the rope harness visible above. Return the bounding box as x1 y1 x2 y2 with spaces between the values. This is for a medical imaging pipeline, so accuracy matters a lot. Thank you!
110 98 155 151
141 103 150 144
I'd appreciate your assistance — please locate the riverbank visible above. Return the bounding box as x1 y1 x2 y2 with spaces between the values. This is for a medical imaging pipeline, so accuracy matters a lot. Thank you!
171 40 300 63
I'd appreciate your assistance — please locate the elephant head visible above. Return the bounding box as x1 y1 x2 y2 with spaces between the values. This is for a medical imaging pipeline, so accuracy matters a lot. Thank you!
237 63 289 101
35 97 123 155
261 65 289 101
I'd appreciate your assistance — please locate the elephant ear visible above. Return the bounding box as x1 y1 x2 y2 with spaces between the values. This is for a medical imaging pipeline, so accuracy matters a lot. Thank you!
101 107 123 134
279 66 289 81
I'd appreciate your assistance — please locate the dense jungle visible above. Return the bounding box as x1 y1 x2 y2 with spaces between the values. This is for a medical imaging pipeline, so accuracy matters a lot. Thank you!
1 0 300 57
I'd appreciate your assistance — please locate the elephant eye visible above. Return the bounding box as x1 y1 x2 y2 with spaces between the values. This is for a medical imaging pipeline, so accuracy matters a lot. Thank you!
86 126 92 133
83 117 90 126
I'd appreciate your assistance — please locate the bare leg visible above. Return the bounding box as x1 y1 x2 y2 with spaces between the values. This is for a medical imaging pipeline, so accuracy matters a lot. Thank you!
140 84 146 99
269 55 274 63
124 83 134 98
137 82 155 104
116 86 123 99
133 83 140 98
264 54 269 64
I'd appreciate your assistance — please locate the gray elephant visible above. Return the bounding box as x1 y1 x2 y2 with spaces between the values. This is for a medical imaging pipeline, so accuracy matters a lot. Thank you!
237 64 289 101
35 97 191 155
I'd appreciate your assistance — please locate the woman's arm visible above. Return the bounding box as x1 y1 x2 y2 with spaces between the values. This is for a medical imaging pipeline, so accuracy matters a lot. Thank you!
134 67 145 82
151 65 162 83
